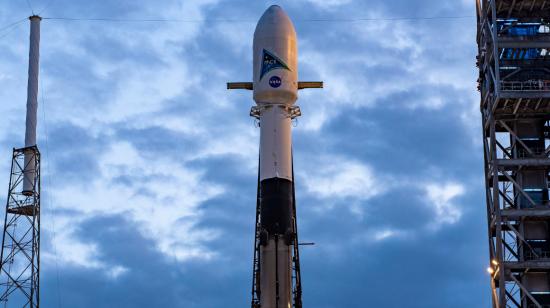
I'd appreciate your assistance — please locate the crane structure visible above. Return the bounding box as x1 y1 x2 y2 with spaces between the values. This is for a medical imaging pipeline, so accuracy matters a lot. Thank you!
477 1 550 307
0 16 42 308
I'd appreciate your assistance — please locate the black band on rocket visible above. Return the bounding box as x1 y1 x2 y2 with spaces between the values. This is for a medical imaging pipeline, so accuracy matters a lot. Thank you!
260 177 293 236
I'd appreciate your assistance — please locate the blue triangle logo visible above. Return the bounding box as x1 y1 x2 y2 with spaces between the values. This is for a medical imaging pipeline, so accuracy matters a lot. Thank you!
260 49 290 80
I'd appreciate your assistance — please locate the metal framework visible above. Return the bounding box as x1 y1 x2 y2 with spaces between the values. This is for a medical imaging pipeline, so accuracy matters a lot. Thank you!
251 157 302 308
0 146 40 308
477 0 550 307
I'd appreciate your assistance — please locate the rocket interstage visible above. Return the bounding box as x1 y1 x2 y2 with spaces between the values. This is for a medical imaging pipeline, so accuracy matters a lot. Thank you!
228 5 322 308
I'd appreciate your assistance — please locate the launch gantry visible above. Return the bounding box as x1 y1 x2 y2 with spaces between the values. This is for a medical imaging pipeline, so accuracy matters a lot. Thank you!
477 0 550 306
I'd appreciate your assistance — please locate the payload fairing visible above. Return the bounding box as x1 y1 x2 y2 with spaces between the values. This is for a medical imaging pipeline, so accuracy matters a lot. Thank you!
228 5 322 308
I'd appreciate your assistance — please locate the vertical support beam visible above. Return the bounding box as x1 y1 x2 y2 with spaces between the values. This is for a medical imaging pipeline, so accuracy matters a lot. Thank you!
290 153 302 308
491 119 506 307
482 114 499 308
491 0 501 98
251 156 261 308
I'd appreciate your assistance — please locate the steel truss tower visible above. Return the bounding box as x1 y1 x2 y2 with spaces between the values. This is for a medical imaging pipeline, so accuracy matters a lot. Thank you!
477 1 550 306
0 147 40 307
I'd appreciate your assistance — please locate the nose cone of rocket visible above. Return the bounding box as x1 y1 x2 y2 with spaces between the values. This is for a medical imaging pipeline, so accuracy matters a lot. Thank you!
254 5 297 40
253 5 298 105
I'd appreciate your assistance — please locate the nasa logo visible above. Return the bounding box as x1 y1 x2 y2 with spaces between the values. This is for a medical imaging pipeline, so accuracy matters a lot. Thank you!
260 49 290 80
269 76 282 88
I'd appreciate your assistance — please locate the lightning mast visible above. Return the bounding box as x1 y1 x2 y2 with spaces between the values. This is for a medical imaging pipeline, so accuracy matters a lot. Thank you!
228 5 322 308
477 1 550 306
0 15 42 308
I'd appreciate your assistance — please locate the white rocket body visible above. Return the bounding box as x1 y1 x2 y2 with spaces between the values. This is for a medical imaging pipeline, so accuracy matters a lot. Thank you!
254 5 298 183
253 6 297 308
22 16 41 196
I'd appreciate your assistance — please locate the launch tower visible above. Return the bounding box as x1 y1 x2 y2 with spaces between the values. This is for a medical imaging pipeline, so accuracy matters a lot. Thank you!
477 1 550 306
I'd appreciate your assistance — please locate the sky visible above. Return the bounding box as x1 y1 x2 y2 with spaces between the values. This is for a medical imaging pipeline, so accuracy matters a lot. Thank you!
0 0 488 307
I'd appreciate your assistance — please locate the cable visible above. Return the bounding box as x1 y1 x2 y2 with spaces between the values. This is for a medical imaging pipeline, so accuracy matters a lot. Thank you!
41 15 475 23
297 15 475 22
25 0 35 15
0 17 28 33
39 69 63 308
42 17 256 23
37 0 56 16
0 26 22 40
0 21 26 41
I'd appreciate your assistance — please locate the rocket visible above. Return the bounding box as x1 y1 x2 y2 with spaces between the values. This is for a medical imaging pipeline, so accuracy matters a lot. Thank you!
228 5 322 308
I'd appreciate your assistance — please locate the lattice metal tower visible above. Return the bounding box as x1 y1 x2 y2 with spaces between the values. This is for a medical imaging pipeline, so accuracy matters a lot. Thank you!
0 16 42 308
477 1 550 307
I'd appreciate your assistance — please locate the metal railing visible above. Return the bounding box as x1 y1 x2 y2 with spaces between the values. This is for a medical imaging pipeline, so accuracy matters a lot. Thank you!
516 147 547 158
525 250 550 261
501 80 550 91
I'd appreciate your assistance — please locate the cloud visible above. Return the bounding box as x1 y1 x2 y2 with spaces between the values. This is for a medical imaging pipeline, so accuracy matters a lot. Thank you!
424 182 465 228
300 0 353 9
49 141 224 264
295 4 478 133
370 228 409 242
107 265 129 279
301 157 387 201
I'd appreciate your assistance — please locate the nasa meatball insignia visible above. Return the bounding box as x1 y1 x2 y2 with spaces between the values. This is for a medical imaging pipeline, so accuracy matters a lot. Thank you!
260 49 290 80
269 76 282 88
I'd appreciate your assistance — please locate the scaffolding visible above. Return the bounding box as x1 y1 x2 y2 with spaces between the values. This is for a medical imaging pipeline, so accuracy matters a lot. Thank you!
477 1 550 307
0 147 40 308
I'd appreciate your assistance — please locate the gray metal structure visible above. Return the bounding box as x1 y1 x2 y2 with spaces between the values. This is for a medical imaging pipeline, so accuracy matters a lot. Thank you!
477 1 550 307
0 147 40 308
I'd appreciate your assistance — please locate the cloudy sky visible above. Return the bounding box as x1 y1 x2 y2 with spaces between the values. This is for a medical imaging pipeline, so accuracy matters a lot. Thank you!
0 0 487 307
